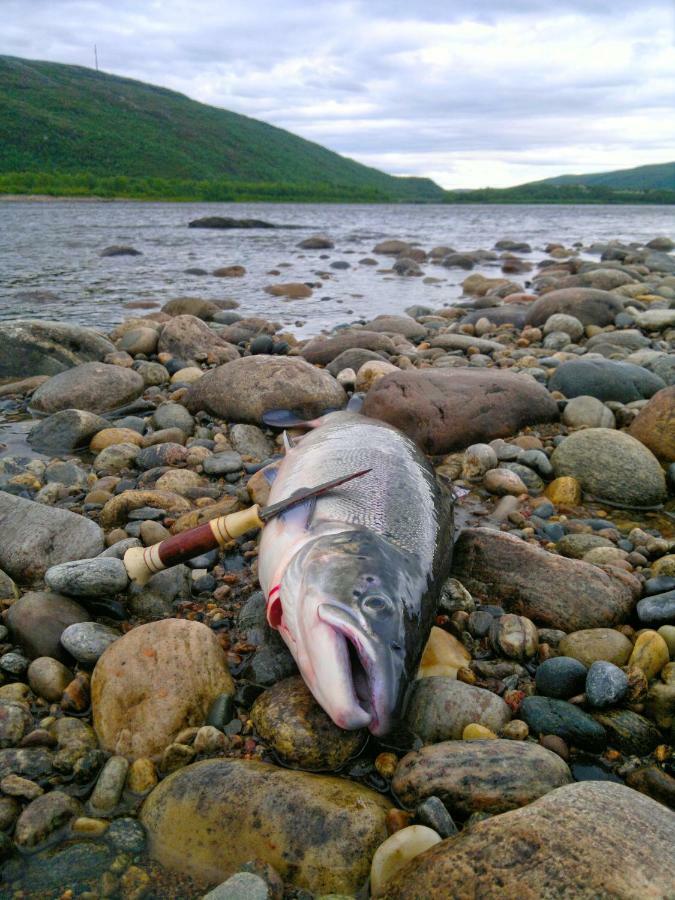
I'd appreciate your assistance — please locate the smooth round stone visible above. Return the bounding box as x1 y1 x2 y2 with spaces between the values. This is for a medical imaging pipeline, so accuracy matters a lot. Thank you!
370 825 442 898
543 314 584 340
500 462 544 493
462 723 497 740
562 396 616 429
203 451 243 475
462 444 498 480
60 622 120 665
545 476 582 506
558 629 633 668
0 652 28 676
90 756 129 813
151 402 194 435
417 626 470 678
13 791 81 848
535 657 587 700
483 468 526 496
27 657 73 702
658 625 675 657
0 700 32 748
405 678 511 744
490 614 538 660
415 796 457 839
520 696 607 752
106 817 146 853
637 590 675 626
628 630 669 679
652 555 675 578
203 872 271 900
592 709 662 756
644 576 675 596
516 449 553 479
556 533 615 559
44 557 128 599
585 661 629 708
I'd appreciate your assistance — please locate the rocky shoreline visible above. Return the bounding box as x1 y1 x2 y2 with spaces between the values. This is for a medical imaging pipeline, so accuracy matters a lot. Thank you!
0 232 673 898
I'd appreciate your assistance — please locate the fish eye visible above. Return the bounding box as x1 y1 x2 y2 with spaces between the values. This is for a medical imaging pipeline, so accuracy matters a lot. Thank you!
362 595 391 613
391 641 402 651
365 575 375 583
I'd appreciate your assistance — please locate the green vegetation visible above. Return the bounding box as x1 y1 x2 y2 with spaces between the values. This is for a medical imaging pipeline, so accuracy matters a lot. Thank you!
536 161 675 191
443 183 675 205
0 55 443 203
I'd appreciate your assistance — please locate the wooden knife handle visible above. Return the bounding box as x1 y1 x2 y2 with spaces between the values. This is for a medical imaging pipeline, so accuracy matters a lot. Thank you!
124 505 264 586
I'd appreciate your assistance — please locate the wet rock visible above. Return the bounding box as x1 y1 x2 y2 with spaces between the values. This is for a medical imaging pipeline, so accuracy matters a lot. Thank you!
27 657 74 702
363 369 558 455
327 348 388 377
186 355 346 422
203 450 243 475
45 557 128 598
562 395 615 428
0 320 115 379
298 234 334 249
204 872 273 900
628 385 675 462
392 740 571 816
300 330 397 365
7 591 89 661
489 614 538 659
405 678 511 744
251 677 365 770
31 362 144 414
483 468 527 496
551 428 666 506
417 626 470 678
520 696 606 751
558 628 633 667
550 358 665 403
14 791 81 848
627 766 675 809
592 708 661 755
585 661 628 708
0 700 32 748
535 657 587 700
452 529 638 631
92 618 234 759
151 401 195 435
0 747 53 780
628 629 669 679
542 313 584 340
140 758 391 894
525 288 624 327
382 782 675 899
28 408 110 452
158 315 239 365
101 244 141 256
60 622 120 665
265 282 312 299
99 489 192 528
90 755 129 812
371 825 441 897
0 493 104 583
161 297 220 319
637 590 675 626
556 533 614 559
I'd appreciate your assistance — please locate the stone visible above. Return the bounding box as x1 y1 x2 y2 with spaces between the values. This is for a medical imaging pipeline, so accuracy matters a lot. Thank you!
462 444 498 480
370 826 442 898
452 529 638 631
556 533 615 559
251 677 365 771
265 282 312 299
157 315 239 365
101 244 141 256
0 773 43 799
562 395 615 428
637 590 675 626
14 791 81 848
298 234 334 249
45 557 128 598
549 358 665 403
392 739 571 816
161 297 220 319
99 489 192 528
542 313 584 340
327 348 388 377
203 450 243 475
362 369 558 455
489 614 538 659
30 362 145 415
430 333 505 353
0 700 32 748
520 696 606 751
483 468 527 496
186 355 346 423
127 757 158 794
545 476 582 506
626 765 675 809
628 386 675 461
535 657 587 699
417 626 470 678
628 629 669 679
558 629 634 668
91 619 234 759
551 428 666 506
462 724 497 739
585 661 628 708
382 782 675 899
90 755 129 812
140 758 391 894
356 360 399 392
404 678 511 744
525 288 625 327
151 402 195 434
367 315 427 340
229 424 275 460
90 427 144 451
0 320 115 379
592 709 661 755
0 492 104 583
27 657 74 702
28 409 110 452
60 622 120 665
117 327 158 355
203 872 272 900
300 330 397 365
7 592 89 661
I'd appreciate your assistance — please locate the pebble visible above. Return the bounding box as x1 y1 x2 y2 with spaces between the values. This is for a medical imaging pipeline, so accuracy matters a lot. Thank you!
628 630 669 679
106 817 147 853
558 629 633 668
14 791 81 848
203 872 273 900
585 661 629 708
483 468 527 495
415 796 458 838
126 757 158 794
405 678 511 743
535 657 588 700
489 613 538 659
203 450 243 475
520 696 607 751
462 723 497 739
60 622 120 665
89 756 129 813
370 825 442 898
0 773 44 799
45 557 129 598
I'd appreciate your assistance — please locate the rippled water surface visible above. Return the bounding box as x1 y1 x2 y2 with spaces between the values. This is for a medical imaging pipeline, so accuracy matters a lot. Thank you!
1 201 673 337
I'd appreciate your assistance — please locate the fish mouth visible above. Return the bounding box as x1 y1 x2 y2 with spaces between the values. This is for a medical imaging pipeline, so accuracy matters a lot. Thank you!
318 603 384 734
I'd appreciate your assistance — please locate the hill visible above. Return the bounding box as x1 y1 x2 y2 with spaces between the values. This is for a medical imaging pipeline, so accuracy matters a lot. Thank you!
0 55 443 202
535 161 675 191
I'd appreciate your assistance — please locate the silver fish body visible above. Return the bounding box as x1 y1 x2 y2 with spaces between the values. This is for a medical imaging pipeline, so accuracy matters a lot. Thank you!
258 411 453 735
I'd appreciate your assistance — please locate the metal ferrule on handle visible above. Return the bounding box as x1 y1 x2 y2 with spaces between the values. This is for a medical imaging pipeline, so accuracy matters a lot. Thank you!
123 505 264 586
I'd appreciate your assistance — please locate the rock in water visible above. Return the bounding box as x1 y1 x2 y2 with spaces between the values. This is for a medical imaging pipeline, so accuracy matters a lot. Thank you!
30 362 144 415
91 619 234 759
140 758 391 894
0 493 104 583
550 428 666 506
451 528 638 631
362 369 558 454
185 355 346 422
382 782 675 899
392 740 571 816
0 320 115 379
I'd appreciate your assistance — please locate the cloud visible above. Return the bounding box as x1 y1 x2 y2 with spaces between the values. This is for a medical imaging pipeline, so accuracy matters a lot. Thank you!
2 0 674 186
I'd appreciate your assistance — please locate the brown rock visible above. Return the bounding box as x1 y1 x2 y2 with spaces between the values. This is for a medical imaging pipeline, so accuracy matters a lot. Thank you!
558 629 634 668
91 619 234 759
264 282 312 299
7 592 89 661
99 490 192 528
157 315 239 365
451 528 638 631
161 298 220 320
525 288 625 327
382 782 675 899
300 330 397 365
90 428 144 451
362 369 558 454
213 265 246 277
185 355 346 422
628 386 675 462
30 362 144 415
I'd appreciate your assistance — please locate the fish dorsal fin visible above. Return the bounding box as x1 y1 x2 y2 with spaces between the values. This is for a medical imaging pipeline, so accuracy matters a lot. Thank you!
282 430 296 453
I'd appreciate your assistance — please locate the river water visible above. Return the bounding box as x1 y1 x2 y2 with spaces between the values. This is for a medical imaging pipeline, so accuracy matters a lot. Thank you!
1 201 673 337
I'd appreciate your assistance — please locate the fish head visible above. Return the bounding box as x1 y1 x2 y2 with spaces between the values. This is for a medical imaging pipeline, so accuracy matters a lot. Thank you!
278 529 425 736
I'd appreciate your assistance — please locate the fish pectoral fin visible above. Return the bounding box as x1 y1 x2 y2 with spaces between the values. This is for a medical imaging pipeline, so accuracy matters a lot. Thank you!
278 495 317 529
261 460 282 485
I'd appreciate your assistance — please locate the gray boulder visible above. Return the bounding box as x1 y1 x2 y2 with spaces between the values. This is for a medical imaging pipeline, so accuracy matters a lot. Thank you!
0 320 115 379
549 358 665 402
28 409 110 452
30 363 145 415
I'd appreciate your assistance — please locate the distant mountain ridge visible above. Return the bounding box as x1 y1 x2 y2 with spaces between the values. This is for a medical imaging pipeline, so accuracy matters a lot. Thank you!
0 54 443 202
532 161 675 191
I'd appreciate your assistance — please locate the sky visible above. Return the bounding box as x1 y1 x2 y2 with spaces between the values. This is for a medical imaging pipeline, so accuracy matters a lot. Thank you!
3 0 675 188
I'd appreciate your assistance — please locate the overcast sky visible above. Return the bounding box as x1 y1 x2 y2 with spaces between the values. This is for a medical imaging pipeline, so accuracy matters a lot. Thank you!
3 0 675 187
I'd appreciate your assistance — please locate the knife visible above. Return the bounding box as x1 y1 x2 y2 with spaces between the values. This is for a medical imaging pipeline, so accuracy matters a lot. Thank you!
123 467 371 586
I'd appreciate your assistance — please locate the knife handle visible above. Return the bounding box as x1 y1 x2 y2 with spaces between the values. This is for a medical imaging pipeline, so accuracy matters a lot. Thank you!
123 505 264 586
